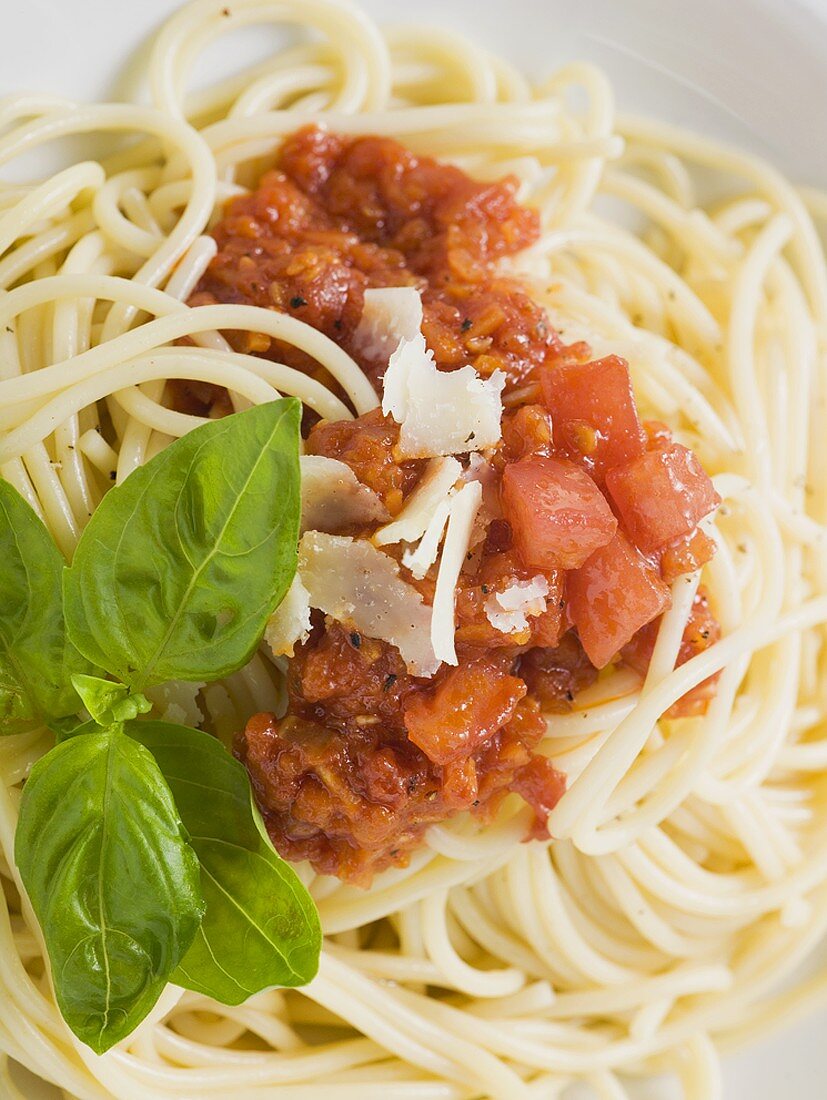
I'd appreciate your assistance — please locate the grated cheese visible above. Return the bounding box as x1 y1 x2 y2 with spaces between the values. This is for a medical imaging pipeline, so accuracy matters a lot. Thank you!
299 531 439 676
430 480 483 665
374 456 462 547
353 286 423 363
265 574 312 658
484 576 549 635
300 454 389 533
382 333 506 459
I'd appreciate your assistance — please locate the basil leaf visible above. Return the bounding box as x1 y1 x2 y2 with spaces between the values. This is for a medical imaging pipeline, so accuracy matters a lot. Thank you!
129 721 321 1002
50 716 99 743
63 399 302 690
0 480 91 731
15 728 205 1053
71 674 151 726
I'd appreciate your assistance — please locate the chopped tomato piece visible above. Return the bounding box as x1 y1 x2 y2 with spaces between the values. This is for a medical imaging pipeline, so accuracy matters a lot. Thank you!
529 594 566 648
643 419 672 449
499 404 553 462
660 527 716 582
501 455 617 571
509 756 567 839
404 658 526 765
540 355 645 479
668 675 721 718
622 587 721 716
568 532 671 668
473 697 548 812
606 443 721 552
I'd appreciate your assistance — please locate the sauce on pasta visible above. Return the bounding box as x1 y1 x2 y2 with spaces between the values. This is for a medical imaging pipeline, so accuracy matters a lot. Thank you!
188 127 722 882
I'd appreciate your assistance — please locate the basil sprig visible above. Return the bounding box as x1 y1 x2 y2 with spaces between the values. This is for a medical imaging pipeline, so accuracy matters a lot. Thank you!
3 398 321 1055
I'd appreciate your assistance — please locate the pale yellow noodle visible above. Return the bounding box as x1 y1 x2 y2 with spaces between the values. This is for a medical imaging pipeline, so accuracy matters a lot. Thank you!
1 1 826 1098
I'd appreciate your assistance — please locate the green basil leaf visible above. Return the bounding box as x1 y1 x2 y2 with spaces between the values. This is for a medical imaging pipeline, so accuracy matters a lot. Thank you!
63 399 302 690
0 479 92 731
15 728 205 1053
128 720 321 1002
71 674 151 726
50 716 99 743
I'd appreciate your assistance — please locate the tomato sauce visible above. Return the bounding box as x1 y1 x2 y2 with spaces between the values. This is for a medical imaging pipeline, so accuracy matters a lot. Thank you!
241 624 557 884
177 125 563 416
194 127 722 884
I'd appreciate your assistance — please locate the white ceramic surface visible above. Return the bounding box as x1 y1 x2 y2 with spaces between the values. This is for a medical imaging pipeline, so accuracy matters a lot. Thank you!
3 1 827 1096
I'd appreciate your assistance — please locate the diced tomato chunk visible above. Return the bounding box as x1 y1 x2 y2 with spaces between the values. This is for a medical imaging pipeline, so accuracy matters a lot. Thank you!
509 756 567 840
660 527 716 582
540 355 645 479
622 587 721 716
529 591 566 648
568 532 671 668
500 404 553 462
403 658 527 765
643 420 672 450
606 443 720 552
501 455 617 571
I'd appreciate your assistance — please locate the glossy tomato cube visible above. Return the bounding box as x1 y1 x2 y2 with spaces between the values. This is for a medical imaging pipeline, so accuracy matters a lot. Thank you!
540 355 645 479
509 756 567 840
567 531 671 668
529 574 566 648
660 527 716 582
501 455 617 571
605 443 721 552
404 658 526 765
622 587 721 716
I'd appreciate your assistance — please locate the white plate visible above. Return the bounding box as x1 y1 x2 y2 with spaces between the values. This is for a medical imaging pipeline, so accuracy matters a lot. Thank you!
3 1 827 1096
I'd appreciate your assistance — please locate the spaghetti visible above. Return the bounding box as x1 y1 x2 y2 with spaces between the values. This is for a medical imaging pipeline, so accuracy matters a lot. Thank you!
1 1 827 1097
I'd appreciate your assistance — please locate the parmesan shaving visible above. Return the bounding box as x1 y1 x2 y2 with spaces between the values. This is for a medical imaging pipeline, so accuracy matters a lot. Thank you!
382 333 506 458
464 451 501 546
430 480 483 666
402 498 452 580
300 454 389 533
353 286 423 363
484 576 549 634
374 456 462 547
144 680 206 728
299 531 439 677
265 574 312 658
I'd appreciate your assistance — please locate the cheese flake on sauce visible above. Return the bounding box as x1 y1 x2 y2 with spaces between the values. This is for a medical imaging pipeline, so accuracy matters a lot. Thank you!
265 574 313 658
353 286 423 363
402 498 452 580
300 455 389 533
374 456 462 547
430 480 483 666
382 333 505 459
299 531 439 677
484 576 549 635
